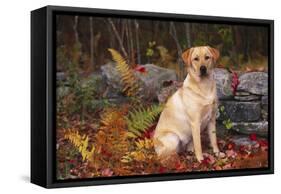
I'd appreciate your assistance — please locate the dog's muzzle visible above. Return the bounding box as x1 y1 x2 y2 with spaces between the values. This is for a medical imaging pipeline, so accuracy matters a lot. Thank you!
200 65 207 76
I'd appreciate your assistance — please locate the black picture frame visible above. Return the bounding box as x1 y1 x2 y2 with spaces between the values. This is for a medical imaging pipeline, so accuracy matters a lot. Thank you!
31 5 274 188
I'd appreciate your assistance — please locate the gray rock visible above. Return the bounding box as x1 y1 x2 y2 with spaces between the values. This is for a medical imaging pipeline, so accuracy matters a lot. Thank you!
157 81 182 103
82 72 107 95
261 95 268 120
101 62 178 100
231 121 268 137
100 62 132 98
56 72 66 82
230 135 260 146
214 68 233 99
100 62 123 93
218 101 261 122
261 109 268 120
234 95 260 101
237 72 268 95
261 95 268 106
136 64 178 100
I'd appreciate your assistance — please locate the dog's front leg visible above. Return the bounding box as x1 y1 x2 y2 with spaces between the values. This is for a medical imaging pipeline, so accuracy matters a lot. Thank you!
191 120 203 162
207 116 227 159
207 118 220 154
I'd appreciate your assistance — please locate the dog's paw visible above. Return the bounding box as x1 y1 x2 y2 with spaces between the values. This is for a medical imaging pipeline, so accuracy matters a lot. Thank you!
196 155 204 163
214 151 226 158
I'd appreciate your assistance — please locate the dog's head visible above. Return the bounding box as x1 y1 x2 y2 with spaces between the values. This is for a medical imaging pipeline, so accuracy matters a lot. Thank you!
182 46 220 81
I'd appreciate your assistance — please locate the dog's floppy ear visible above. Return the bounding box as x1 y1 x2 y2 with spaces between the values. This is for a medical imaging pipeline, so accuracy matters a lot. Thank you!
208 46 220 62
182 48 193 66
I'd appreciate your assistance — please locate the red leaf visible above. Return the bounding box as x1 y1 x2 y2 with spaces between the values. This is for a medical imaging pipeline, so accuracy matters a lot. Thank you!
227 141 236 150
249 133 257 141
175 164 181 170
258 139 268 147
201 156 211 165
203 153 215 164
239 145 246 152
158 166 167 173
69 159 76 164
258 139 268 151
101 168 113 177
175 161 184 170
141 124 156 139
222 163 232 169
231 72 240 95
226 150 237 158
101 148 112 158
134 65 146 73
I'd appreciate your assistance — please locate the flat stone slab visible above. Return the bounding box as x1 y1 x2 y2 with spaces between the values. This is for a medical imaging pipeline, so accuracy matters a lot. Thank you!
237 72 268 95
231 121 268 137
235 91 251 96
230 135 258 146
218 101 261 122
234 95 260 101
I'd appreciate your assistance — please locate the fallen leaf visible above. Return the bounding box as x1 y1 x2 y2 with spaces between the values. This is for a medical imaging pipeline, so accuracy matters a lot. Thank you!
203 153 215 164
226 150 237 158
101 168 113 177
249 133 257 141
134 65 146 73
158 166 167 173
227 141 236 150
231 72 240 95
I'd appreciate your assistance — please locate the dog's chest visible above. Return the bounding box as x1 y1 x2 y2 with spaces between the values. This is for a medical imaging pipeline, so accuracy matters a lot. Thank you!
200 105 213 130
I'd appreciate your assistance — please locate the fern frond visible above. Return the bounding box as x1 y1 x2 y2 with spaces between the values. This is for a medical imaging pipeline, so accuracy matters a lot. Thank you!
126 104 164 138
108 48 140 97
99 107 127 133
97 107 130 154
64 129 95 162
135 138 154 150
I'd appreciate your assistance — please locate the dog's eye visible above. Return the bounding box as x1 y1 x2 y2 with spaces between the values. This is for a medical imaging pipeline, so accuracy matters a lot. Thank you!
194 57 199 61
205 56 210 60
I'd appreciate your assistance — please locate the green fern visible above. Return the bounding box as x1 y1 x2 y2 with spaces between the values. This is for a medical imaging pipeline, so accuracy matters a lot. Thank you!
126 104 164 138
108 48 140 97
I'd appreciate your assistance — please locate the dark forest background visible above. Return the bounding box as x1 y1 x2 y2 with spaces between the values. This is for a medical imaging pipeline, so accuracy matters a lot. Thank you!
55 15 269 179
56 15 268 80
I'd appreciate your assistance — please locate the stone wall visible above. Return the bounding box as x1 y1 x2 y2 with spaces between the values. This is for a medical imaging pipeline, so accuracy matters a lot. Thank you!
57 64 269 137
214 69 268 137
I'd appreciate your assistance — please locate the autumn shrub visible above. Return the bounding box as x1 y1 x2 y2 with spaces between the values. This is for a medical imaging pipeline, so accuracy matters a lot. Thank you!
57 45 112 121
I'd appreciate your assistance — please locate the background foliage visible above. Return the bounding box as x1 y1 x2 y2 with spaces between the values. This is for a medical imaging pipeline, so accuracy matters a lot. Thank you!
56 15 268 80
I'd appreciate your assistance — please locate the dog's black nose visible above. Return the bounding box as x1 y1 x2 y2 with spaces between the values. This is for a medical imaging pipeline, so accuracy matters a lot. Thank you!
200 65 207 75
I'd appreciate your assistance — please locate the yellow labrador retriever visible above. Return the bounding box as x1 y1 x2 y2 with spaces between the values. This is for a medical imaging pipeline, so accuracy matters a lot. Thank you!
153 46 221 162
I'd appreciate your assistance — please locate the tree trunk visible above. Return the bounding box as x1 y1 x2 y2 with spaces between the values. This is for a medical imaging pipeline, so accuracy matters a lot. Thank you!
72 16 81 65
184 23 192 48
124 20 131 61
73 16 80 44
89 17 94 67
108 18 128 58
127 20 135 65
169 22 184 80
134 20 141 64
